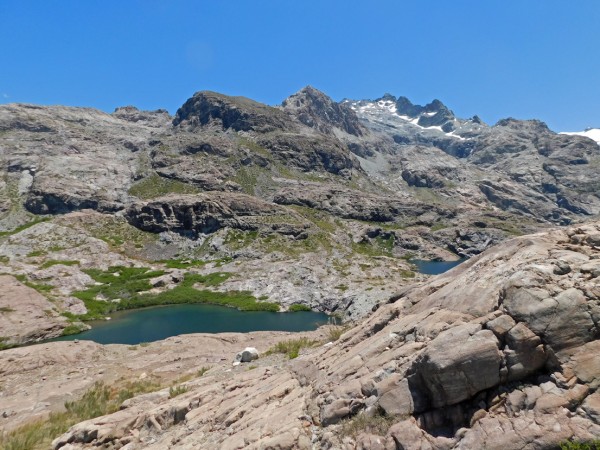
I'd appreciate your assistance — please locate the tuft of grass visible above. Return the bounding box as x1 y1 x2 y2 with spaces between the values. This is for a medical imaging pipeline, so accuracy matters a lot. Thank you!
326 325 350 342
61 324 85 336
288 304 312 312
0 217 49 238
0 307 15 313
0 337 16 351
339 411 396 439
169 384 188 398
399 270 416 278
40 260 79 269
197 366 211 377
14 274 54 294
26 250 47 257
265 337 319 359
161 259 207 269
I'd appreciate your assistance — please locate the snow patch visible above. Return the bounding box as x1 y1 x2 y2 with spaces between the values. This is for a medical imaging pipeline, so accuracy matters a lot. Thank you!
560 129 600 144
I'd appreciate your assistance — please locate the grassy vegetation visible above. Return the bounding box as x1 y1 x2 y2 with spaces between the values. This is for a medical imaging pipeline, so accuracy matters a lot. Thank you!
0 337 16 351
169 384 189 398
197 366 211 377
339 411 396 439
352 235 395 258
399 270 416 278
72 266 279 321
160 259 207 269
0 307 14 313
128 173 201 199
39 260 79 269
430 222 449 232
61 324 86 336
560 441 600 450
233 166 259 195
327 325 349 342
0 379 163 450
0 217 49 238
265 337 319 359
288 304 312 312
26 250 47 257
13 274 54 294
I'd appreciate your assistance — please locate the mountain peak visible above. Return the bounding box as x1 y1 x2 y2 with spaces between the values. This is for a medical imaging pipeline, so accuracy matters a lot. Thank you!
282 86 365 136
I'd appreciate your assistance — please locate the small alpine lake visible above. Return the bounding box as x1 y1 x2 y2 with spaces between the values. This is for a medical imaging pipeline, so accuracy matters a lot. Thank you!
409 258 467 275
52 304 329 345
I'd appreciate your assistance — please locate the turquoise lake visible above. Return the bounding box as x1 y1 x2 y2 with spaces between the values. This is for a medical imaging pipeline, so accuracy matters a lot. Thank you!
410 258 466 275
52 304 329 345
51 258 464 345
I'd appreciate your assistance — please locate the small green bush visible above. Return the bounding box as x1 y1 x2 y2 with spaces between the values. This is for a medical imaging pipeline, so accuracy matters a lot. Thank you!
289 304 311 312
40 260 79 269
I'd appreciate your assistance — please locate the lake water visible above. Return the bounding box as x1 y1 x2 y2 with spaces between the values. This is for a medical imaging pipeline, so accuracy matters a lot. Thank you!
51 259 464 345
52 304 329 345
410 258 466 275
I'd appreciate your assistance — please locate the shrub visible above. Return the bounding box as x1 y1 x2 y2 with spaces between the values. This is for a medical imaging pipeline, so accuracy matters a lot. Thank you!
289 304 311 312
265 337 319 359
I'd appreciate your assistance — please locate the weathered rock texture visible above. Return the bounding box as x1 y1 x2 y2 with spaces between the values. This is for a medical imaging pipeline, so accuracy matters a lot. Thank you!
33 222 600 449
0 275 67 344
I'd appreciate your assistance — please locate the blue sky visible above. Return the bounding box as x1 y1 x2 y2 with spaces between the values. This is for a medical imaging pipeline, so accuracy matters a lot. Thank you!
0 1 598 131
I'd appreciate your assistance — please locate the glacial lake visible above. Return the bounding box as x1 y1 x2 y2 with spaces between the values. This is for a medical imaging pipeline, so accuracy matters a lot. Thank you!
50 259 464 345
410 258 466 275
52 304 329 345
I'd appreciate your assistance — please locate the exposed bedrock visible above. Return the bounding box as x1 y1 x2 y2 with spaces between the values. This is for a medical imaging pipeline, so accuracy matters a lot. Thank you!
125 193 311 237
50 222 600 449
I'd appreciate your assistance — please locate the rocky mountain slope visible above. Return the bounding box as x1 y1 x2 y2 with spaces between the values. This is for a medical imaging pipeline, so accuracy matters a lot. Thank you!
2 88 600 448
0 87 599 344
2 221 600 449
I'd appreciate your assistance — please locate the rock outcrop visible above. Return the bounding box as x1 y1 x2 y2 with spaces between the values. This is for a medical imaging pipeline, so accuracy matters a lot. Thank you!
0 275 67 344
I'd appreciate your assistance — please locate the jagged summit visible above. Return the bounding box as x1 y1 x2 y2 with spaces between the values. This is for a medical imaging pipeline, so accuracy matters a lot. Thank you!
281 86 365 136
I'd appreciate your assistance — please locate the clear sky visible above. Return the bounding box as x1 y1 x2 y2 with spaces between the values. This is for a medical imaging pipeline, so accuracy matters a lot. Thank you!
0 1 598 131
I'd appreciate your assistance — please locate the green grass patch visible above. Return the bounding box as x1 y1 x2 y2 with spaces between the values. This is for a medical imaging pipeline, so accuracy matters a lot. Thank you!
335 284 349 292
26 250 47 257
288 304 311 312
430 223 448 232
352 235 395 258
0 337 16 351
326 325 350 342
169 384 189 398
0 379 163 450
40 260 80 269
399 270 416 278
0 307 14 313
0 217 49 238
265 337 319 359
560 441 600 450
128 173 201 199
161 259 207 269
72 267 278 320
61 324 85 336
14 274 54 294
